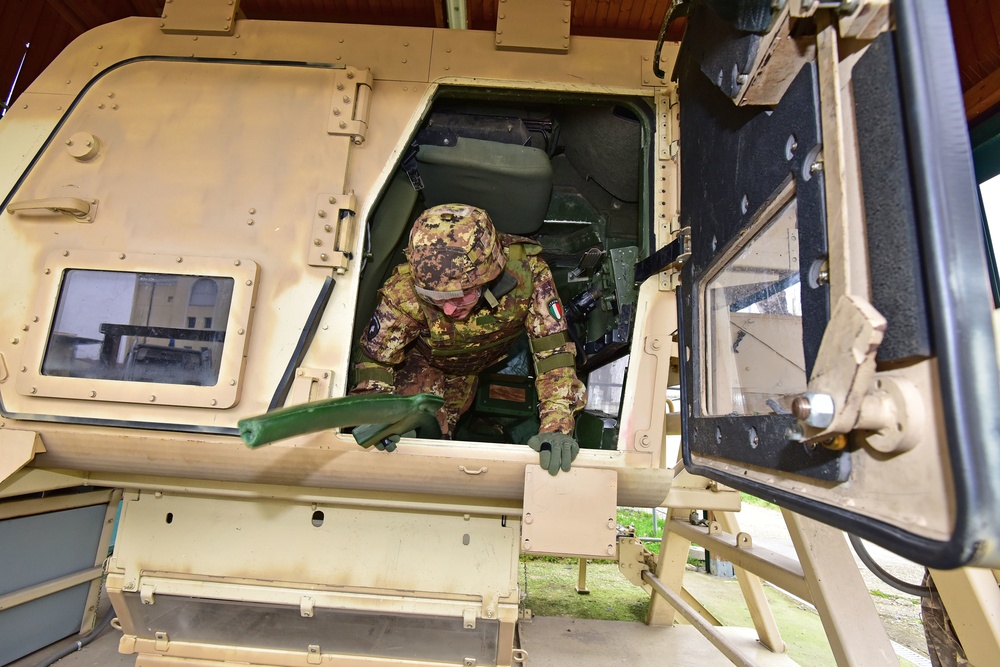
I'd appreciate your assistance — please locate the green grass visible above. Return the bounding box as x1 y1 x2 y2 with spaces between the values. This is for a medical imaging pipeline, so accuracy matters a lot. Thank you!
616 508 662 554
870 588 921 604
520 558 650 622
518 508 665 621
740 492 779 510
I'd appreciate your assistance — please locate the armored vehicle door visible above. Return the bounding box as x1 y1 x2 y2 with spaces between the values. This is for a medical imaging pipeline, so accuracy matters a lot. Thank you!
673 0 1000 568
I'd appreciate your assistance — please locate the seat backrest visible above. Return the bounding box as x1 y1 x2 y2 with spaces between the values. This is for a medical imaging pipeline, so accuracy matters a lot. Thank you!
416 137 552 235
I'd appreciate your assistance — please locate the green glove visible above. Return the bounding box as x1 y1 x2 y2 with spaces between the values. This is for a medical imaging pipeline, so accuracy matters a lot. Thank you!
527 432 579 476
374 435 400 452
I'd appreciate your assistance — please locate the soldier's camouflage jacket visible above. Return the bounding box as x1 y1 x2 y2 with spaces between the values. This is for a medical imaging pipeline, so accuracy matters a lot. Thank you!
354 234 586 434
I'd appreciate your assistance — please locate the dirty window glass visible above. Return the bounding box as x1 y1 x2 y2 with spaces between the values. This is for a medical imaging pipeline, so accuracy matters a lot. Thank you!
42 270 234 386
702 199 807 416
585 355 629 416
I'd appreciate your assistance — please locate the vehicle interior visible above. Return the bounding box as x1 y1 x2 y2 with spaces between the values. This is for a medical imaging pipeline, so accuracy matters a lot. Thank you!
351 89 656 449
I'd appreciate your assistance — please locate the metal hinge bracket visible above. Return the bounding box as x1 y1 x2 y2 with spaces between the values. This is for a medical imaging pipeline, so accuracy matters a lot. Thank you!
307 644 322 665
328 67 373 145
289 368 333 405
617 537 654 592
140 582 155 605
154 631 169 651
462 608 477 630
309 192 358 274
300 596 315 618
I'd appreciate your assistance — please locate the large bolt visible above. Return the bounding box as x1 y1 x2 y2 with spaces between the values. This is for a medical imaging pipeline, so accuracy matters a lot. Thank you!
792 392 835 429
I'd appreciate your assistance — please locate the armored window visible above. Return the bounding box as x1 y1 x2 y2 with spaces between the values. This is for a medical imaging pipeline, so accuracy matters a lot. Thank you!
41 270 234 387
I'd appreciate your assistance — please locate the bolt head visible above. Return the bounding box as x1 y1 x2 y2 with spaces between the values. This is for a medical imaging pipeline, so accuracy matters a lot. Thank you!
795 392 836 429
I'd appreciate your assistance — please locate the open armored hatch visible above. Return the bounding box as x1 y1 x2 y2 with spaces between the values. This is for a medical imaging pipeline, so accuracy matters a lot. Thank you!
672 0 1000 570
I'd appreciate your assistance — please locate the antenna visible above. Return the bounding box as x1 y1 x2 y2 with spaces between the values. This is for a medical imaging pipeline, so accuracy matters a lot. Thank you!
2 43 30 118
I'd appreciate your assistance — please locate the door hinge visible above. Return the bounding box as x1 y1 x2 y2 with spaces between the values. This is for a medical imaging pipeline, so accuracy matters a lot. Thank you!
328 67 373 146
140 582 155 605
309 191 358 274
656 89 676 162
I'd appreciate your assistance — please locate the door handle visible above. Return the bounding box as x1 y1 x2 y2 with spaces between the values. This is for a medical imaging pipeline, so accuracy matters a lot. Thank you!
7 197 97 222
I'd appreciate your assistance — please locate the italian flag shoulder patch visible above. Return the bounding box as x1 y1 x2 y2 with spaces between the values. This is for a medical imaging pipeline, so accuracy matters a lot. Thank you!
547 298 563 321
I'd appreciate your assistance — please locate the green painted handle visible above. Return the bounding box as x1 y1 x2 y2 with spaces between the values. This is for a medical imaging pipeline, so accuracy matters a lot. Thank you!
238 393 444 449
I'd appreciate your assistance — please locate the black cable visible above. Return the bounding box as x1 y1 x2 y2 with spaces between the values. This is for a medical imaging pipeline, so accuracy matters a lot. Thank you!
30 607 116 667
848 533 931 598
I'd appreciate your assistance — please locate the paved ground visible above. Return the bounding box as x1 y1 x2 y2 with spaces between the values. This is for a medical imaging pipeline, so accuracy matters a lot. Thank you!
732 503 926 596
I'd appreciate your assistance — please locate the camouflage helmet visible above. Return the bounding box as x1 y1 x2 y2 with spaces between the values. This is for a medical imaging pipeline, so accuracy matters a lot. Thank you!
407 204 506 300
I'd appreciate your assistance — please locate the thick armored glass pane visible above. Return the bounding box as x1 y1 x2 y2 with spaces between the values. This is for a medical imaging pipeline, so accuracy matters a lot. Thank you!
42 270 234 386
702 198 806 416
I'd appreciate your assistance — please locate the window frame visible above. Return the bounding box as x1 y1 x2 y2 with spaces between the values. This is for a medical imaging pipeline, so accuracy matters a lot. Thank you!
16 250 258 409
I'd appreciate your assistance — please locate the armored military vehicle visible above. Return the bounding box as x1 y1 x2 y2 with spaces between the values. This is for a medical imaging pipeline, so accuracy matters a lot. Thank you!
2 0 999 665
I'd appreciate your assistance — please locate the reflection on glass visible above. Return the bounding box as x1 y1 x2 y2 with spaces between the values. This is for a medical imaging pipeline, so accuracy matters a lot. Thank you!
702 199 806 416
42 271 234 386
585 355 629 417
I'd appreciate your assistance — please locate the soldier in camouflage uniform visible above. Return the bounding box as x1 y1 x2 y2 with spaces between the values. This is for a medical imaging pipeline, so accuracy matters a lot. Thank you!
353 204 586 474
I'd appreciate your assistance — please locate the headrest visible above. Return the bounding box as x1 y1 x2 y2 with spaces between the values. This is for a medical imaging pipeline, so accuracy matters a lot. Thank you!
416 138 553 235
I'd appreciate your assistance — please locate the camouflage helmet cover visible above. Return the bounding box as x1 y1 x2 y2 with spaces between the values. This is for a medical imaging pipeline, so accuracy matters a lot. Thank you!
407 204 506 299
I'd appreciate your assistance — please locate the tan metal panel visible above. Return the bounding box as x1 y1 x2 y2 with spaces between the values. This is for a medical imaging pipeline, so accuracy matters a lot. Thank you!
112 491 520 605
30 424 674 506
521 465 617 558
429 26 670 88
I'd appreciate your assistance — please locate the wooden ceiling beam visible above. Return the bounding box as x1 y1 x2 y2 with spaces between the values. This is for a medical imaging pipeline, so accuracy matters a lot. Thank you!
43 0 88 32
966 66 1000 122
45 0 114 30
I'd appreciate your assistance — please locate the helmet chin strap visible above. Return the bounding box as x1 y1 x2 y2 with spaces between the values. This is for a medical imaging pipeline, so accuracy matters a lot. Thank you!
482 271 516 309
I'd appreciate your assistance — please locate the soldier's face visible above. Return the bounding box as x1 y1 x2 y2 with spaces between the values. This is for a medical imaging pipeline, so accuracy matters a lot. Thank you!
432 287 481 320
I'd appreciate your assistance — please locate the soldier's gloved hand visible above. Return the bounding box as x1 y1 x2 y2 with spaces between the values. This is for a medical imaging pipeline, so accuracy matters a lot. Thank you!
374 435 400 452
527 432 579 476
